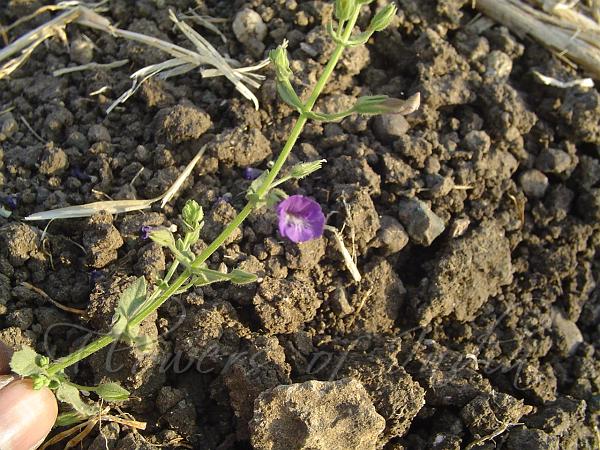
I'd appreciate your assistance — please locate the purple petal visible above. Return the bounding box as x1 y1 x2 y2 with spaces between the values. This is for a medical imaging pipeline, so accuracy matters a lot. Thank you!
276 195 325 243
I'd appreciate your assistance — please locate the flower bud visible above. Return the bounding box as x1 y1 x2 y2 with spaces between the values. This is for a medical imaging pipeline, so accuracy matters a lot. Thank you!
335 0 355 21
353 93 420 115
368 4 397 32
269 40 292 81
289 159 327 179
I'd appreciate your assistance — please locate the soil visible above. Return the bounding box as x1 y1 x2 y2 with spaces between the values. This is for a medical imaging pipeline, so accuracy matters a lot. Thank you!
0 0 599 449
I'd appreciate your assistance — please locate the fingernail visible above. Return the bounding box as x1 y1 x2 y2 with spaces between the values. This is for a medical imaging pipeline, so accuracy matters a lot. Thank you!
0 379 58 450
0 375 15 390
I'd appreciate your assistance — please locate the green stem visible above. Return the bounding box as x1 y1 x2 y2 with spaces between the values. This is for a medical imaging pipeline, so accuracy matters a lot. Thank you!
46 8 361 376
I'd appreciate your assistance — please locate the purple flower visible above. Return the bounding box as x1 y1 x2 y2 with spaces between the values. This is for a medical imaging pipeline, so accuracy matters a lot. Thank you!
243 167 262 180
3 195 17 210
140 225 154 240
276 195 325 243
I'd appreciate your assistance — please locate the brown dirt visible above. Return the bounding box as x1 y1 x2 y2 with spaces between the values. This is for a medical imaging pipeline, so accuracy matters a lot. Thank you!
0 0 599 449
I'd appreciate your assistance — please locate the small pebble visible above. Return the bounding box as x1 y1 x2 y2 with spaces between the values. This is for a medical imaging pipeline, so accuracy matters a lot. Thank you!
519 169 548 199
373 114 410 143
535 148 572 174
233 8 267 56
398 198 445 246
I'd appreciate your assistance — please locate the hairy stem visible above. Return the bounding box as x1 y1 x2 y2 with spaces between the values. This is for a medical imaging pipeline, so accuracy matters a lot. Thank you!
46 9 360 375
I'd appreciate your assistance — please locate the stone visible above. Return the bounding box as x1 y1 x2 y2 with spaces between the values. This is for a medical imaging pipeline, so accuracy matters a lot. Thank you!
552 308 583 356
0 112 18 141
250 379 385 450
398 198 445 246
233 8 267 56
373 114 410 143
372 215 409 254
535 148 572 174
519 169 548 199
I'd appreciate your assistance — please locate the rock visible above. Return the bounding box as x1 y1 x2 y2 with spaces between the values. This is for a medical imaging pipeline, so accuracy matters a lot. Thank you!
373 114 410 143
398 198 445 246
233 8 267 56
155 104 212 145
87 124 111 143
70 37 94 65
209 127 271 167
0 112 18 141
223 336 291 439
462 130 491 153
484 50 513 80
253 276 321 334
0 223 39 266
525 396 586 436
519 169 548 199
576 187 600 221
551 309 583 356
372 215 409 254
334 185 380 252
506 428 560 450
250 379 385 450
284 237 326 270
330 285 354 317
351 258 405 332
415 221 512 326
461 392 533 438
82 212 124 268
38 143 68 175
535 148 572 174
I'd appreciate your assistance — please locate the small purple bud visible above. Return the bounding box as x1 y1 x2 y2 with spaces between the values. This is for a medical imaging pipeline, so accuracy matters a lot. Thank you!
243 167 262 180
71 166 91 181
276 195 325 243
4 195 17 210
140 225 154 240
90 270 103 283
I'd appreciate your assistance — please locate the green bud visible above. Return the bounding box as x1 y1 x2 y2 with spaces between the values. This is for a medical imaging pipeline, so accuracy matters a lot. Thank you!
368 4 397 33
289 160 327 179
269 40 293 82
182 199 203 231
335 0 355 21
352 93 420 115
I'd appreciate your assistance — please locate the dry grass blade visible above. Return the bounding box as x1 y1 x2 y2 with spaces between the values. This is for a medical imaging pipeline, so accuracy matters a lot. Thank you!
53 58 129 76
325 225 362 282
24 198 159 220
161 145 207 207
179 10 228 43
25 145 206 220
475 0 600 78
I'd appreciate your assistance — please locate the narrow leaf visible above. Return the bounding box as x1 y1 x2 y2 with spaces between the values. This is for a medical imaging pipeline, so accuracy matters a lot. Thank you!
94 382 130 401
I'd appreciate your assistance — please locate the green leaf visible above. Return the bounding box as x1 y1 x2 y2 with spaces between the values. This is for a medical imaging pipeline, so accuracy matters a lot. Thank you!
110 277 147 343
191 266 257 286
94 382 130 401
56 411 88 427
247 169 270 199
182 199 203 231
56 383 99 417
229 269 258 285
149 228 177 250
266 188 288 208
114 278 147 324
9 347 45 377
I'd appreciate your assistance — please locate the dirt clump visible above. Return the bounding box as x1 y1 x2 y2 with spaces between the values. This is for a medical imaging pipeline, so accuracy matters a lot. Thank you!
249 378 385 450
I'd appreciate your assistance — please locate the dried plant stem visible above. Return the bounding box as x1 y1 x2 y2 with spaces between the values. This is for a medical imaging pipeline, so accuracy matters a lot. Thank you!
475 0 600 77
46 6 363 376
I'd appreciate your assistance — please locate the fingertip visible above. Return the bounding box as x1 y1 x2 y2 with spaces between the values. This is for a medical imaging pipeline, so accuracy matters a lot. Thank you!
0 379 58 450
